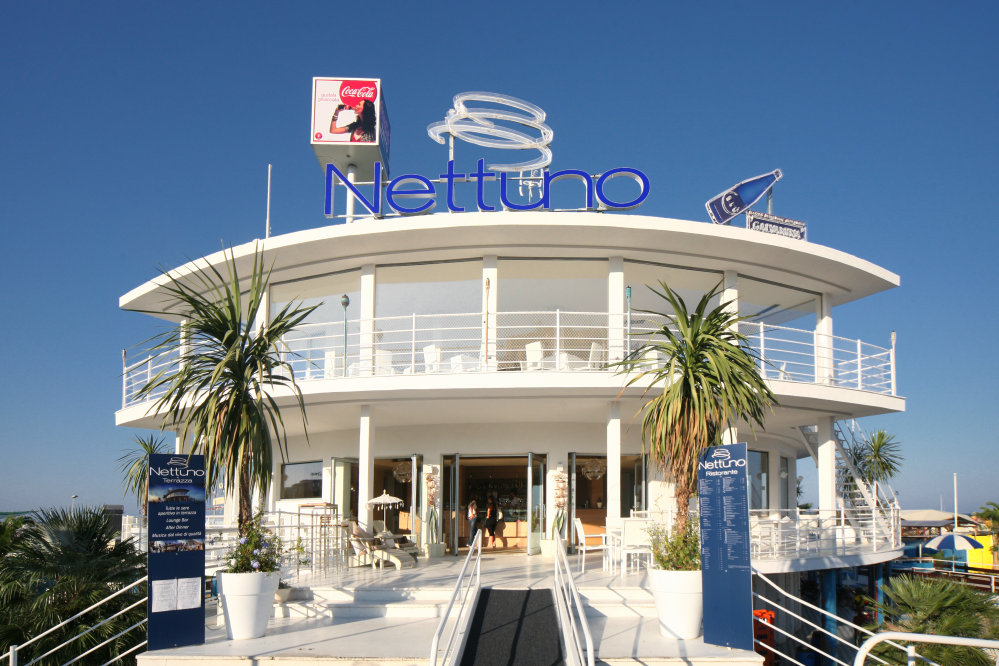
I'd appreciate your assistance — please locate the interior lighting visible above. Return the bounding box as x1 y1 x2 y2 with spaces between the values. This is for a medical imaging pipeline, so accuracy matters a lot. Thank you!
393 461 413 483
581 458 607 481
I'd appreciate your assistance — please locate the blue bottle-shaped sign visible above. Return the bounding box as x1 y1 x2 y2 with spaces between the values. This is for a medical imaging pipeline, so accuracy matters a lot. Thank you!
705 169 782 225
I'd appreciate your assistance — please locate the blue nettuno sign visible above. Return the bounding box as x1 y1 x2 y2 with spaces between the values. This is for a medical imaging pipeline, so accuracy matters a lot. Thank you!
698 443 753 651
324 160 650 218
706 170 782 225
147 454 206 651
746 210 806 241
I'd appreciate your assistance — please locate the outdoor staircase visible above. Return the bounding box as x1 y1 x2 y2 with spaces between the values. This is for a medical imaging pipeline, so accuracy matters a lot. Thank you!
272 584 657 619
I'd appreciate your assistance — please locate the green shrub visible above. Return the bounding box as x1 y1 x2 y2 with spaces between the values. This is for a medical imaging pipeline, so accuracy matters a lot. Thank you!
646 521 701 571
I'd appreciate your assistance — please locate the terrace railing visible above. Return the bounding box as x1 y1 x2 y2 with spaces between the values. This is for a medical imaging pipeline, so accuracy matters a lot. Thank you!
122 311 896 408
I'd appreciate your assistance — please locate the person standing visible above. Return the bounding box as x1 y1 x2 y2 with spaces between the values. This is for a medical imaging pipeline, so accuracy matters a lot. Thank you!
485 496 499 549
467 499 478 547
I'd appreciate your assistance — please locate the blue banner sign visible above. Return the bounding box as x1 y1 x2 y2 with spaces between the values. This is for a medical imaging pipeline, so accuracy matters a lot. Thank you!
746 210 806 241
698 443 753 651
706 170 782 225
147 454 206 651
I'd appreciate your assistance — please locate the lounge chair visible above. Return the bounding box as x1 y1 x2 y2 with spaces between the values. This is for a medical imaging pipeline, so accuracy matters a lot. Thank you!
347 522 415 570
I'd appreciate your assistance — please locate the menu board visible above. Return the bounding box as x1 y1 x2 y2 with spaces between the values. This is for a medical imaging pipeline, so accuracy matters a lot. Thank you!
147 454 206 650
698 443 753 651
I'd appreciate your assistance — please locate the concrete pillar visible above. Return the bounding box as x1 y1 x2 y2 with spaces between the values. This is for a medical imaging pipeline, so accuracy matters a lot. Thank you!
817 293 834 384
722 271 739 443
874 563 885 624
606 403 622 527
174 431 184 455
609 257 625 362
822 569 839 661
483 256 498 370
817 416 838 535
768 449 780 517
358 405 374 530
361 264 375 375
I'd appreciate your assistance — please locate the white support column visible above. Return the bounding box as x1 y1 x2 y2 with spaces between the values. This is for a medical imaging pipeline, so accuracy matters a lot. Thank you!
360 264 375 375
767 449 780 518
358 405 374 531
817 293 834 384
606 403 622 527
723 270 739 443
267 453 279 513
609 257 625 361
483 256 498 370
817 416 838 520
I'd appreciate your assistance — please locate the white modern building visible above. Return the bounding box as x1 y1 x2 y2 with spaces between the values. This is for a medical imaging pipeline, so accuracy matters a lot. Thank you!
117 209 904 576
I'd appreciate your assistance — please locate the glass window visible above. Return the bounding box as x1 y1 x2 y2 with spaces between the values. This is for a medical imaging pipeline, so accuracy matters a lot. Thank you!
738 277 818 330
281 461 323 499
748 451 769 511
271 271 361 324
376 261 482 318
779 457 790 512
624 261 722 315
499 259 608 312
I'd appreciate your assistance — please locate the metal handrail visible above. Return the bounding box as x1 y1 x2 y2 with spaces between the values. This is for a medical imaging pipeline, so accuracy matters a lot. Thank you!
553 536 594 666
1 576 148 665
430 530 483 666
854 631 999 665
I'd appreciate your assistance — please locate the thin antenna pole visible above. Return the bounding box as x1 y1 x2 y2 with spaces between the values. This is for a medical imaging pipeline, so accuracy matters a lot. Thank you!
265 164 273 238
767 187 773 215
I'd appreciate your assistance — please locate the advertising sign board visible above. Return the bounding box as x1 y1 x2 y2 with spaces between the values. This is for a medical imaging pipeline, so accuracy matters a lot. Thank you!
147 454 206 651
746 210 806 241
706 170 782 225
698 443 753 651
311 78 389 179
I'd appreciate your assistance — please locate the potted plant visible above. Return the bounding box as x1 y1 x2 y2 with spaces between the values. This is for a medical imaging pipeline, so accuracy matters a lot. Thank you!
540 472 567 557
646 521 702 638
218 512 284 640
425 473 446 558
611 281 776 640
274 579 293 604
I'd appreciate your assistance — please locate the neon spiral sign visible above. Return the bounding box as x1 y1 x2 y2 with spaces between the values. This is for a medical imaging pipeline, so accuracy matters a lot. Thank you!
426 92 553 172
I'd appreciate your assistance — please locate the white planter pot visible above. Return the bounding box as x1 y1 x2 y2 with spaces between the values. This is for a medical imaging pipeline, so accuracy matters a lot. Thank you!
219 572 280 640
539 539 557 558
425 543 446 559
647 569 703 639
274 588 293 604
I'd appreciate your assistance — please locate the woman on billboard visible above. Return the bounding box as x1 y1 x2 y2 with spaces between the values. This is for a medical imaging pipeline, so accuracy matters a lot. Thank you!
328 99 376 143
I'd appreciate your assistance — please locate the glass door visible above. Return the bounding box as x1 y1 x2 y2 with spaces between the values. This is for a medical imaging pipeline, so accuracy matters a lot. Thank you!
410 454 423 546
442 454 460 555
331 457 359 521
568 452 577 553
527 453 547 555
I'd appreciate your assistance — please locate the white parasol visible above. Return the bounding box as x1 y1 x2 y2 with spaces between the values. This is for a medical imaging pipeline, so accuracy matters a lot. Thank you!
366 491 405 523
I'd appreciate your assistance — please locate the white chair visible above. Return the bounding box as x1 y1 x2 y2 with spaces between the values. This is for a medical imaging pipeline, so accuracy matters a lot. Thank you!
521 341 544 372
587 342 607 370
574 517 609 573
422 344 441 373
375 349 396 375
323 350 341 378
449 354 477 373
619 518 652 577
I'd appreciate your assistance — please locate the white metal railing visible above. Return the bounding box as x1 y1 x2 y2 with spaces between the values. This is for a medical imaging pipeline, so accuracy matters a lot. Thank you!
553 537 594 666
2 576 148 666
630 505 901 562
122 311 896 407
854 631 999 666
430 530 483 666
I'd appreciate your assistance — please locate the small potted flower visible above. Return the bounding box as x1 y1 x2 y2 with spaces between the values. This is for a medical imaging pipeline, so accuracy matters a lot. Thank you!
425 473 446 558
218 512 283 640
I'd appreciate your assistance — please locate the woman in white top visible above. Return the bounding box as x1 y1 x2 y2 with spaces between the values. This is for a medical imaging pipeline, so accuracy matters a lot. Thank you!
467 499 478 546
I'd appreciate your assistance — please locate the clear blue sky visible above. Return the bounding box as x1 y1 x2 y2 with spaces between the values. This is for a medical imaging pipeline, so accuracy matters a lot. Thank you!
1 2 996 515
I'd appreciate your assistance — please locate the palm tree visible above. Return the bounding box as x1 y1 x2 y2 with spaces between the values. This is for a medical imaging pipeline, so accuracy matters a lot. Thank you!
115 434 170 516
864 574 999 665
863 429 903 500
135 247 317 529
0 506 146 666
613 281 777 532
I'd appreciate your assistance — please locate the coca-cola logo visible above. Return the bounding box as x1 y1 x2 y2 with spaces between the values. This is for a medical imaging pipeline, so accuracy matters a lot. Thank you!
339 80 377 106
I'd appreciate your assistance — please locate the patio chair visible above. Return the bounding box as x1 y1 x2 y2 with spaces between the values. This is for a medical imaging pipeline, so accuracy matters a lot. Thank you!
573 517 609 574
619 518 652 576
587 342 607 370
521 341 544 372
448 354 477 373
372 520 422 558
347 522 414 570
375 348 396 375
323 350 341 379
422 344 441 373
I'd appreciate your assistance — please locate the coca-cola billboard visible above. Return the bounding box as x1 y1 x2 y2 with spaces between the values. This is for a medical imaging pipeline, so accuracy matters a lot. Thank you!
312 78 383 146
311 77 390 179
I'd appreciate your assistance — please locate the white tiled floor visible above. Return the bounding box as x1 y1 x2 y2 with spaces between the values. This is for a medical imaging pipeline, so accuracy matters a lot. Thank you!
139 552 763 666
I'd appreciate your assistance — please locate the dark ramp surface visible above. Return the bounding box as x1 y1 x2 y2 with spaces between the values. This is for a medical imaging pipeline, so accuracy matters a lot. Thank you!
460 589 565 666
